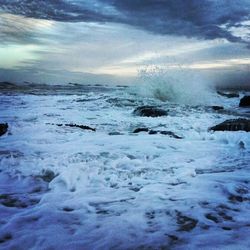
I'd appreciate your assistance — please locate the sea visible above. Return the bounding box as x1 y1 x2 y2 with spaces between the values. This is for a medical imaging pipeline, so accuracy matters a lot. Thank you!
0 80 249 249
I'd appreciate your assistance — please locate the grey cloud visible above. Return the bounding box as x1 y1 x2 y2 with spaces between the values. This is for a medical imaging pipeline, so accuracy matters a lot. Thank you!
0 13 44 44
0 0 113 22
0 0 250 45
106 0 250 43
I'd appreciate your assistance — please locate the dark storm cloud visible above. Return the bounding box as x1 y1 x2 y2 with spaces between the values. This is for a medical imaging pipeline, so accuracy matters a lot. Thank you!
0 0 249 44
0 0 111 22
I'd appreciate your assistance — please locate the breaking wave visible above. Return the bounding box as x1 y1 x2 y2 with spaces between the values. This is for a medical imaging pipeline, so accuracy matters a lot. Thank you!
131 66 217 105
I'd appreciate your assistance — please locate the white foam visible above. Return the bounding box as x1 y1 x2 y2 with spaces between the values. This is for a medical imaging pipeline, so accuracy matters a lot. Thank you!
0 88 249 249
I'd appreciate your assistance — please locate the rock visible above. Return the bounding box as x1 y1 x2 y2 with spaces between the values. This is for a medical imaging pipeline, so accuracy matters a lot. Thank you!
0 123 8 136
217 91 239 98
51 123 96 131
133 106 167 117
210 119 250 132
108 132 123 135
239 141 245 149
63 207 74 212
176 211 198 232
211 106 224 111
39 169 57 182
0 194 39 208
133 127 182 139
205 213 219 223
239 96 250 107
64 124 96 131
0 233 12 244
159 131 183 139
148 130 158 135
133 128 149 133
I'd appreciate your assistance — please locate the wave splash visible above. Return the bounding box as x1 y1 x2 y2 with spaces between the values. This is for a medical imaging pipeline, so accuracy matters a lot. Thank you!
131 66 216 105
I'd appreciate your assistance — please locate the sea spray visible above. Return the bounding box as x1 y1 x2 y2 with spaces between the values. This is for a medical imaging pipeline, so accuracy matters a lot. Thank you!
130 66 218 105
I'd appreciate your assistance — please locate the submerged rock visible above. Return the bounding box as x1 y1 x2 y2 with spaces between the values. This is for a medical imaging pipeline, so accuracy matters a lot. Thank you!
0 193 39 208
39 169 57 183
211 106 224 111
133 106 167 117
108 132 123 135
210 119 250 132
64 124 96 131
133 127 182 139
217 91 239 98
0 123 8 136
133 128 149 133
49 123 96 131
158 130 183 139
239 96 250 107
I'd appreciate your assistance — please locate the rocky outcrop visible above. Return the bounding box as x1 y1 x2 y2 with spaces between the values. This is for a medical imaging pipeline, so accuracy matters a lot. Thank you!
239 96 250 107
133 127 182 139
0 123 8 136
133 106 167 117
210 119 250 132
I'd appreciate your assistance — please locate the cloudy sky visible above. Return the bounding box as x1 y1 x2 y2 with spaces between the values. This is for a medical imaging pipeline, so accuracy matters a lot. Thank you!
0 0 250 86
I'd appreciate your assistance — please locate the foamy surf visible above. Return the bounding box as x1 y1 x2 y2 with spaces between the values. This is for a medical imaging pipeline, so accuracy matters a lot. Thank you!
0 85 249 250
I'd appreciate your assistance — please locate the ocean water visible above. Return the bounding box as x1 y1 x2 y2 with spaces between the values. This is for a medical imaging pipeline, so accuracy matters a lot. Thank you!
0 83 250 249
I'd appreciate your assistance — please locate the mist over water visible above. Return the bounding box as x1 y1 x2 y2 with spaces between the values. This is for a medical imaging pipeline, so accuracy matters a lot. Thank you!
131 66 217 105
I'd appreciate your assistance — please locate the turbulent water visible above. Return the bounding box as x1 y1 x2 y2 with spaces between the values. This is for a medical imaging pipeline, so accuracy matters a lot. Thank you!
0 83 250 250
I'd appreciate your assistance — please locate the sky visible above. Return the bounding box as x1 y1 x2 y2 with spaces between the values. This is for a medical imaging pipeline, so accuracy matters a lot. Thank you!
0 0 250 87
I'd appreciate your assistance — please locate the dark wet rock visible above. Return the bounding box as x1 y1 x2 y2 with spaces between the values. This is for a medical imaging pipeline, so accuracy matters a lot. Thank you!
222 226 232 231
39 169 57 183
0 233 12 244
228 194 244 203
64 124 96 131
148 130 158 135
211 106 224 111
0 123 8 136
63 207 74 212
133 128 149 133
96 209 110 215
145 210 156 220
167 234 179 241
205 213 219 223
176 211 198 232
133 127 182 139
133 106 168 117
235 185 248 195
217 91 239 98
129 186 142 192
159 131 183 139
108 132 123 135
49 123 96 131
239 96 250 107
0 194 39 208
150 130 182 139
239 141 245 149
217 211 233 221
210 119 250 132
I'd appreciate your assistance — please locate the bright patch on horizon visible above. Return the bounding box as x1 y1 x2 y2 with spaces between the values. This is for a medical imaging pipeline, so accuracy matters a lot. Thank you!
0 44 41 69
